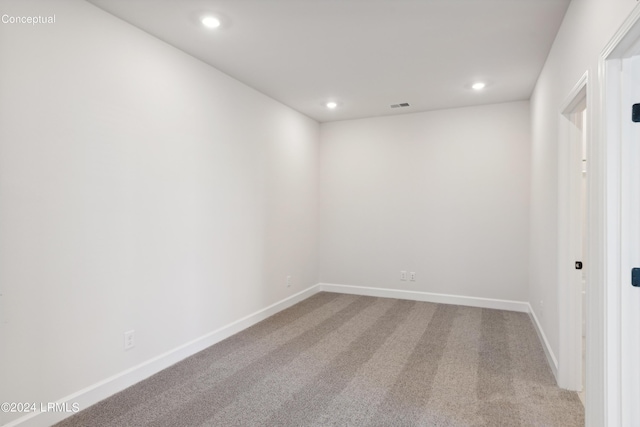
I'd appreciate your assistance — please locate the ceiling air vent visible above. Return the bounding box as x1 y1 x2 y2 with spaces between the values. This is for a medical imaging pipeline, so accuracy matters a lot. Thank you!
390 103 411 108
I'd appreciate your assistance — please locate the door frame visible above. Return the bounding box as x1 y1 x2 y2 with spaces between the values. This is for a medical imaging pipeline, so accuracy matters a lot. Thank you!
558 73 588 392
596 4 640 425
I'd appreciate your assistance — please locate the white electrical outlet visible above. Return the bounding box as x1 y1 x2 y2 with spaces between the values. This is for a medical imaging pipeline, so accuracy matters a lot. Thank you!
410 272 416 281
286 275 292 288
400 271 407 281
124 330 135 350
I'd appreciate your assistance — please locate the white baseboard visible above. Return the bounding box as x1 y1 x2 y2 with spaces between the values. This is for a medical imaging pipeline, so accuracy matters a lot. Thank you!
5 283 559 427
319 283 558 379
527 303 559 378
319 283 530 312
3 285 322 427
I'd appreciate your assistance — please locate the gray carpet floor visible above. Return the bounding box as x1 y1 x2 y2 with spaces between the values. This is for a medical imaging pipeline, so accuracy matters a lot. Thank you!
55 292 584 426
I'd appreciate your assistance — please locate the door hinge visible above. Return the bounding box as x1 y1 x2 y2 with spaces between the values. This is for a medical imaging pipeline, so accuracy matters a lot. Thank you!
632 268 640 287
575 261 583 270
633 103 640 122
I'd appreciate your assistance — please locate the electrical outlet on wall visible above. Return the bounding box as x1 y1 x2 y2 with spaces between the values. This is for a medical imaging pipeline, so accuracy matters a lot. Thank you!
410 272 416 281
400 271 407 281
124 330 135 350
286 275 292 288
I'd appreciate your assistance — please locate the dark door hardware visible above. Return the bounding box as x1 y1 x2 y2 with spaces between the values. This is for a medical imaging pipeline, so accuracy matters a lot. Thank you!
575 261 583 270
632 268 640 287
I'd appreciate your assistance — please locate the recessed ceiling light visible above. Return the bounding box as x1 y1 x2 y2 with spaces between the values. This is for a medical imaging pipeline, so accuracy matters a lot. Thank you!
472 82 486 90
201 16 221 29
326 102 338 109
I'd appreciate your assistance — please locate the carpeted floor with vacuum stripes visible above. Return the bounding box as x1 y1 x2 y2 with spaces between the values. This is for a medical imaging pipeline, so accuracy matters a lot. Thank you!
55 292 584 426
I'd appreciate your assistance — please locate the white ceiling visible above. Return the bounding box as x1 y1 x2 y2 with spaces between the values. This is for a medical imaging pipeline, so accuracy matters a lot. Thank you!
86 0 571 123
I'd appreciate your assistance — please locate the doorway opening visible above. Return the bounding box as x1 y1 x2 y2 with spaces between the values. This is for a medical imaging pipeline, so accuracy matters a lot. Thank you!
587 4 640 424
566 97 587 404
557 74 587 396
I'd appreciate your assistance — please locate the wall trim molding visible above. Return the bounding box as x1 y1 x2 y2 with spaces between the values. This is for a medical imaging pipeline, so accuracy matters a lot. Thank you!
318 283 530 312
3 285 323 427
527 303 559 378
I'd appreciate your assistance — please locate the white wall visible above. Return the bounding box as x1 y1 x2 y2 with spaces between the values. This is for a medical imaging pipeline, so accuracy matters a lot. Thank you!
528 0 638 424
0 1 319 425
319 102 531 302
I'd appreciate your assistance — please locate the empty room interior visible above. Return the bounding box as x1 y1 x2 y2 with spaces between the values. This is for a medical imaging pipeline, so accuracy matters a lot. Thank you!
2 0 640 426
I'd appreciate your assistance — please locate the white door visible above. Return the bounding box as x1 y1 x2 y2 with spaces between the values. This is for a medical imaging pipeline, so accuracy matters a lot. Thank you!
619 53 640 426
